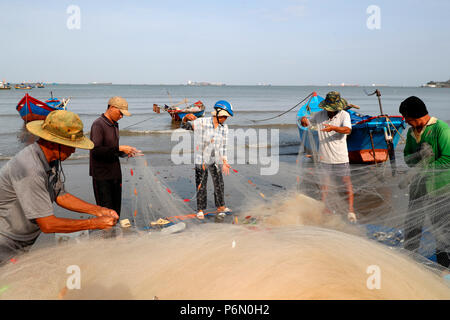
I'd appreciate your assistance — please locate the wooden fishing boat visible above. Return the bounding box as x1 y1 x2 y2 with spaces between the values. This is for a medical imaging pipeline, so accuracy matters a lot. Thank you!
153 100 206 122
0 80 11 90
296 91 406 164
16 93 70 122
15 84 33 90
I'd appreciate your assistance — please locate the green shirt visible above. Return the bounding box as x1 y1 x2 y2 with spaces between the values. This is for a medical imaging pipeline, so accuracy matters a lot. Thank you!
404 118 450 194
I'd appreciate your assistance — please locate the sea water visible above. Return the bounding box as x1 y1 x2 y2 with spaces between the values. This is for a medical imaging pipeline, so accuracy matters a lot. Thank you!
1 84 449 165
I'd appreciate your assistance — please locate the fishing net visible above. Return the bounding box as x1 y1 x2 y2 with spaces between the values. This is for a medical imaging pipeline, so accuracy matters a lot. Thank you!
1 223 449 299
1 124 449 299
295 124 450 270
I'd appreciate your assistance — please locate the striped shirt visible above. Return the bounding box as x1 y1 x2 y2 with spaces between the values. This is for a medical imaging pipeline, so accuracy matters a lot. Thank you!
181 117 228 165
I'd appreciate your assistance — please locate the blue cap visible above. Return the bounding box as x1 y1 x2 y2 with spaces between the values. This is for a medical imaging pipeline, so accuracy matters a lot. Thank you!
213 100 234 117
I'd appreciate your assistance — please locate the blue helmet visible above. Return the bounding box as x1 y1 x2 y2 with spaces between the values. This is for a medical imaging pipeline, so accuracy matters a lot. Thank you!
213 100 234 117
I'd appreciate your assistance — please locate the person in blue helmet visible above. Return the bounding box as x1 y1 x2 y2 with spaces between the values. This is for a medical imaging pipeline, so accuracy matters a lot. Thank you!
181 100 233 221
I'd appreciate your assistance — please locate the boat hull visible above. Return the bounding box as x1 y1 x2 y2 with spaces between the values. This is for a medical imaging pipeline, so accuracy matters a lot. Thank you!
16 94 64 123
296 94 406 164
169 109 205 122
346 115 405 163
164 100 206 122
297 119 405 164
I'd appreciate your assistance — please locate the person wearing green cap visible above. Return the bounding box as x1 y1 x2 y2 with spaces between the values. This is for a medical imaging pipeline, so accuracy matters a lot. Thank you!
300 91 356 223
0 110 119 265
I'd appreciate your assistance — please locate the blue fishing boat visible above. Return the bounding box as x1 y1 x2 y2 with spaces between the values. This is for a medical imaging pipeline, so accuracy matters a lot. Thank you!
296 92 406 164
16 93 69 122
153 100 205 122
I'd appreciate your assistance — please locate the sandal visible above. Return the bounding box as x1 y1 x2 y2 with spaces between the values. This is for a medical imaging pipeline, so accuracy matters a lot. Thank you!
197 211 204 220
347 212 357 223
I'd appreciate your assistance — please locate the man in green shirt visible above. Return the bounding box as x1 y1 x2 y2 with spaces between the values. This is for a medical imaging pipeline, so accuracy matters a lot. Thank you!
399 96 450 268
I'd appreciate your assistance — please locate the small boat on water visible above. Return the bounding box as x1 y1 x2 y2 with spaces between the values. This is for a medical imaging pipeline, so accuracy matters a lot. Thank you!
0 80 11 90
37 82 45 88
153 99 206 122
16 93 70 122
15 83 33 90
297 91 406 164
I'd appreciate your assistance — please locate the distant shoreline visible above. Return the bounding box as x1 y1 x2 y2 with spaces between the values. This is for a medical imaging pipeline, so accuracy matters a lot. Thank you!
422 80 450 88
7 83 445 88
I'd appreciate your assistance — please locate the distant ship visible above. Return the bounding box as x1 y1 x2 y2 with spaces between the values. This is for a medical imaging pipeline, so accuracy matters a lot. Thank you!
422 80 450 88
186 80 226 86
327 83 360 87
88 82 113 85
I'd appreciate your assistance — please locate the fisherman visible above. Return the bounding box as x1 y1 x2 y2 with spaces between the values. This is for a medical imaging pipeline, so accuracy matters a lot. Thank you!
0 110 118 265
399 96 450 268
89 96 142 218
181 100 233 221
300 91 356 223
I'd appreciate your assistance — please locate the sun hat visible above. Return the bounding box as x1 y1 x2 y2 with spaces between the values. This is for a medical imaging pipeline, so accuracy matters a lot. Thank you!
108 96 131 116
26 110 94 149
318 91 348 112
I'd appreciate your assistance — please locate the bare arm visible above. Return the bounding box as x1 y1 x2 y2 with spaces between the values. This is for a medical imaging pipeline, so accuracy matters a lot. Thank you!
36 215 116 233
321 124 351 134
56 193 118 219
119 145 143 157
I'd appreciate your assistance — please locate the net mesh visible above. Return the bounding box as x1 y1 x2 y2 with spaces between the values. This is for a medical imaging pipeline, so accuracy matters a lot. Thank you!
1 123 449 299
296 125 450 268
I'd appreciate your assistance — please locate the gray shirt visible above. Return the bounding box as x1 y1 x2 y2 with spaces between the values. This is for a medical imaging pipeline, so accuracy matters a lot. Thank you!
0 143 66 243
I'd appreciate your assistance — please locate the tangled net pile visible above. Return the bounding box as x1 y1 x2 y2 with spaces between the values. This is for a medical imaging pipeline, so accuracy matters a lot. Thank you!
0 127 449 299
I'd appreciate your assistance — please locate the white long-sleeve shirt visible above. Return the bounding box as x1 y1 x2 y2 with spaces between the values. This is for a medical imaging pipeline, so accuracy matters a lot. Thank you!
181 117 228 165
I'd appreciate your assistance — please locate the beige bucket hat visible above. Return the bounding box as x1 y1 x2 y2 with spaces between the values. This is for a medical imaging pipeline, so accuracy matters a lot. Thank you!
26 110 94 149
108 96 131 116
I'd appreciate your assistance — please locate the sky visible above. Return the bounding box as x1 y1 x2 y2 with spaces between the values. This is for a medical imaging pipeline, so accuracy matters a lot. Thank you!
0 0 449 86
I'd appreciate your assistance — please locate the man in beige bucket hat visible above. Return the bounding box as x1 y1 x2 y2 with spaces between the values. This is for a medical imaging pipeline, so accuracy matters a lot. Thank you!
0 110 119 265
89 96 142 219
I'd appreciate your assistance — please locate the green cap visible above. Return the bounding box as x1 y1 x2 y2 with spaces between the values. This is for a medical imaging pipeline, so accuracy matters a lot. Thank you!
319 91 348 112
